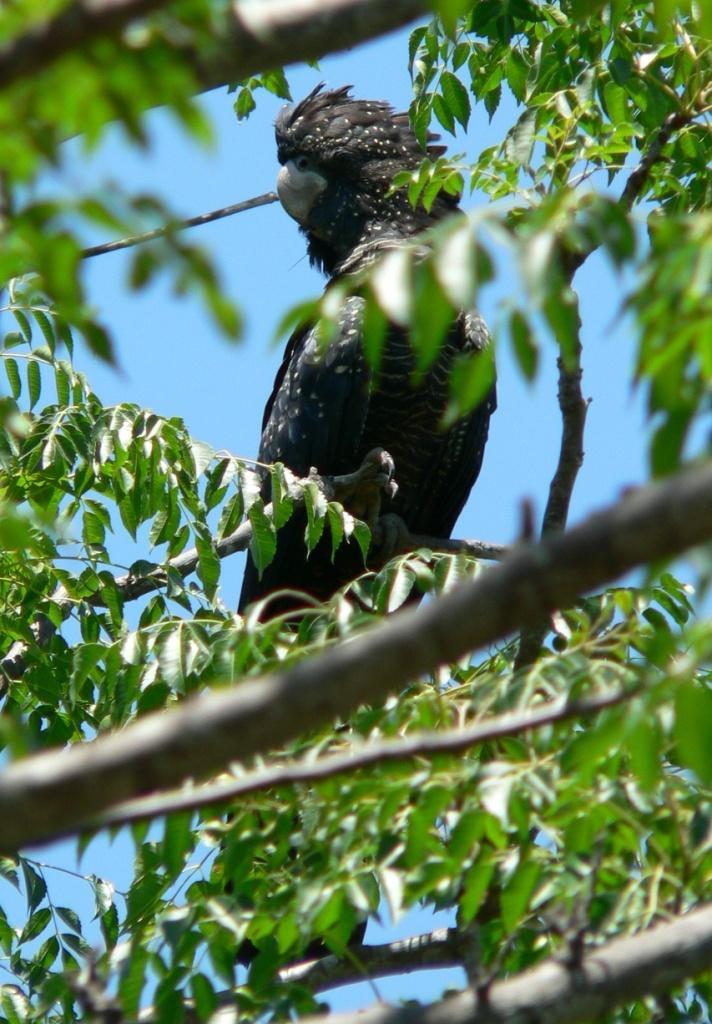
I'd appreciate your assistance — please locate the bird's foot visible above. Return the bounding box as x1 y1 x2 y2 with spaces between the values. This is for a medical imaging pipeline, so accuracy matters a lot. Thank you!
372 513 410 559
332 448 399 524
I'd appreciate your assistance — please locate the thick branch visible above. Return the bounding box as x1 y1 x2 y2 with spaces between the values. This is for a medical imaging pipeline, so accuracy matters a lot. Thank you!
0 0 429 97
90 687 631 831
0 460 710 852
136 930 469 1022
295 903 712 1024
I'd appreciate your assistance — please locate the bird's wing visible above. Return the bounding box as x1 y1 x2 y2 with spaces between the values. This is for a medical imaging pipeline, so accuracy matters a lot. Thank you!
258 296 371 475
402 311 496 538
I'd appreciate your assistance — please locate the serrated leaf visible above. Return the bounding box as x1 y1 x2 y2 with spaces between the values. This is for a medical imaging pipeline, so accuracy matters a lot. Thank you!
12 308 32 342
20 859 46 913
32 310 55 353
56 907 82 934
375 561 416 612
303 480 327 553
4 357 21 398
91 876 115 917
216 490 244 540
194 525 220 599
54 364 70 405
26 360 41 409
440 71 471 129
19 907 51 944
190 439 214 478
248 500 276 577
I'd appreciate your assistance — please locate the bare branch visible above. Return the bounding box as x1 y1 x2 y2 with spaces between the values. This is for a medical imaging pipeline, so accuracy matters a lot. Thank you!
136 929 470 1022
0 0 429 97
89 687 633 831
80 192 278 260
515 336 589 668
281 928 466 992
293 903 712 1024
0 459 710 853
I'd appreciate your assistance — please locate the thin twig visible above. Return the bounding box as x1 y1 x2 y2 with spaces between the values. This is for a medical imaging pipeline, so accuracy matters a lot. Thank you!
88 687 634 832
515 335 588 669
80 192 278 260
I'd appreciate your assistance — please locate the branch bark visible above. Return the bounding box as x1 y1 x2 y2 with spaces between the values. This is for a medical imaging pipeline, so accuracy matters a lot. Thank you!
0 0 429 97
0 459 710 853
89 687 632 832
293 903 712 1024
515 335 588 668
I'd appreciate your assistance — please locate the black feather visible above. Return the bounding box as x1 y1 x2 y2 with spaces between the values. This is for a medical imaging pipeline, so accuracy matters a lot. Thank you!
239 88 495 615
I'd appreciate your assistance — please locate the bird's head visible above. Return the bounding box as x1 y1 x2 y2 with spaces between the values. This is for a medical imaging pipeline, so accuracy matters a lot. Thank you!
274 85 459 276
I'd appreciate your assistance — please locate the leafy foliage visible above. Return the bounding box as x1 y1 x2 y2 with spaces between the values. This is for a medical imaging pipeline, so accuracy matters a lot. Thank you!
0 0 711 1021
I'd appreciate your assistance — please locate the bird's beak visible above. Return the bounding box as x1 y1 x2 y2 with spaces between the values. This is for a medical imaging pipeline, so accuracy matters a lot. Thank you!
277 160 327 226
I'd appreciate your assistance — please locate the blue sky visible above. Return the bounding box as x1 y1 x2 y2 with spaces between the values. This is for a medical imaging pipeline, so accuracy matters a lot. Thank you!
1 19 663 1013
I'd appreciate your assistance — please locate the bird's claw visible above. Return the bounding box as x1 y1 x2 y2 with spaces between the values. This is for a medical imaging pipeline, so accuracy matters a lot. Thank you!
330 448 399 525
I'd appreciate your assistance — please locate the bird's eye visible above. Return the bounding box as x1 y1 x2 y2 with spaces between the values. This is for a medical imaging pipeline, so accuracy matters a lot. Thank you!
294 155 311 172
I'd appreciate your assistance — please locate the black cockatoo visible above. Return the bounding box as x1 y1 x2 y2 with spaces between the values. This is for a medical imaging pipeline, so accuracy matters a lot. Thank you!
239 85 496 613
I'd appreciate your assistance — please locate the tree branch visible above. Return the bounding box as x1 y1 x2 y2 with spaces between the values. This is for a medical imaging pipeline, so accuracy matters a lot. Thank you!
620 105 708 210
515 334 589 668
293 903 712 1024
135 929 470 1022
0 0 429 97
515 100 708 669
0 452 505 684
88 687 633 832
0 459 710 852
80 192 278 260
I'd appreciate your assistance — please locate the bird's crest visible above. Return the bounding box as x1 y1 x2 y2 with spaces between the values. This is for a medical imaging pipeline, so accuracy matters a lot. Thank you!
275 84 446 169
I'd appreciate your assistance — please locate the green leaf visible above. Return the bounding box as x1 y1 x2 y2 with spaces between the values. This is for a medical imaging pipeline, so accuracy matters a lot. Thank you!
459 856 496 924
55 907 82 934
32 310 55 353
674 682 712 783
440 71 471 129
12 308 32 343
191 974 218 1021
19 907 51 944
509 309 538 380
248 500 277 577
26 360 41 409
20 859 46 913
216 490 244 541
374 560 417 612
162 813 193 875
194 525 220 600
501 861 540 933
4 357 21 398
54 363 70 405
303 480 327 553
